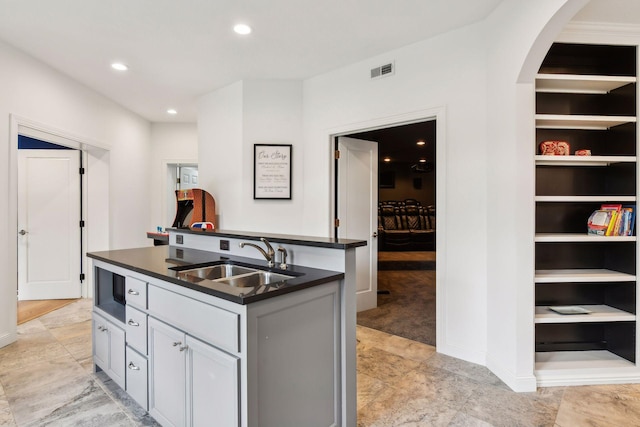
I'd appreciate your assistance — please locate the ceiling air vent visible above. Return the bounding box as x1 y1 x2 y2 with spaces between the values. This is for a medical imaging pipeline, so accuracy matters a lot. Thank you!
370 62 395 79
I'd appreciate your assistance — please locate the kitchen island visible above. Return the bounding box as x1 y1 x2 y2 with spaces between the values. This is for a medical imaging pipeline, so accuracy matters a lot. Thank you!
89 229 365 427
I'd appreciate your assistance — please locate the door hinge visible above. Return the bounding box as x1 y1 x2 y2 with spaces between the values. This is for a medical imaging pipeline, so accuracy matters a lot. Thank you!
335 150 340 159
335 218 340 227
79 273 85 282
79 220 85 228
79 167 85 175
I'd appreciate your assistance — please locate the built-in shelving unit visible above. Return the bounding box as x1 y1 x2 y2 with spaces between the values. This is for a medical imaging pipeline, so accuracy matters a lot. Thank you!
534 43 639 386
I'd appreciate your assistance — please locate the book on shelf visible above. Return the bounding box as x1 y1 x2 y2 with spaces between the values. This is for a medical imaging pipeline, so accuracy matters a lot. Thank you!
587 204 635 236
600 204 622 236
588 209 613 235
623 205 636 236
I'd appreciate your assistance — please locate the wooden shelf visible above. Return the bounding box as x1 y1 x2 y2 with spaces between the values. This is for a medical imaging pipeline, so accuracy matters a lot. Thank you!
535 269 636 283
535 114 636 130
533 44 638 383
535 233 635 242
535 155 636 166
536 350 636 371
535 195 636 203
535 305 635 323
536 74 636 94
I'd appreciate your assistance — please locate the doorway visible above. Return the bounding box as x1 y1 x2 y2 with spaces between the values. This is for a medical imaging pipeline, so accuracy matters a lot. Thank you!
17 137 82 301
165 163 198 228
337 119 437 347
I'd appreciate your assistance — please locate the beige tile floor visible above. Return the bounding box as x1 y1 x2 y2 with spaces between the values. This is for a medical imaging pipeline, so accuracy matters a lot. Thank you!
2 299 640 426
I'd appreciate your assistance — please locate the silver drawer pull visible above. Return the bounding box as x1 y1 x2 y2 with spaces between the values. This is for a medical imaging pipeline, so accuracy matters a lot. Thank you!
128 362 140 371
127 319 140 327
127 289 140 296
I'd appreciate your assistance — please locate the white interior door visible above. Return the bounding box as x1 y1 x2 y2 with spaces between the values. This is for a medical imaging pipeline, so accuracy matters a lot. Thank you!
18 149 81 300
337 136 378 312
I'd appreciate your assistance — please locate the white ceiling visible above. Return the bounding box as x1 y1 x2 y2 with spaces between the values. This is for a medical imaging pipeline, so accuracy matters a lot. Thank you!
0 0 636 123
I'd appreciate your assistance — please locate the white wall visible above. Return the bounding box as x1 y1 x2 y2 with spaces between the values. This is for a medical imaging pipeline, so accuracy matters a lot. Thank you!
198 80 303 232
149 122 198 228
303 22 490 365
194 0 594 391
0 39 152 348
483 0 590 392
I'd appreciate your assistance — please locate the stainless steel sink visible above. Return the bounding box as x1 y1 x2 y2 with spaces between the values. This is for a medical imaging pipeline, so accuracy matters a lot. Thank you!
218 271 294 288
174 263 295 288
175 264 257 283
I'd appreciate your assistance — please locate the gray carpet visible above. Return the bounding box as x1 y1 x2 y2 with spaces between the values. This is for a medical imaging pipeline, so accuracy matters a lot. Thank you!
357 269 436 346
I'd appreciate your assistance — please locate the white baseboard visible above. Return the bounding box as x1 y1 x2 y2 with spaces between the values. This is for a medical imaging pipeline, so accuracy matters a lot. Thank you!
486 354 537 392
437 341 486 367
0 331 17 349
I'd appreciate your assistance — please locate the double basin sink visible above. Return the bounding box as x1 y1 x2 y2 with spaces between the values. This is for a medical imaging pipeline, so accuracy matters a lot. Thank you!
172 262 296 288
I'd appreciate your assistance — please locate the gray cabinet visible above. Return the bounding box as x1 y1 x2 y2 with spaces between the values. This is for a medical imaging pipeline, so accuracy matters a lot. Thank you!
92 311 126 389
91 257 343 427
149 317 239 427
187 334 239 426
149 318 186 427
126 346 148 410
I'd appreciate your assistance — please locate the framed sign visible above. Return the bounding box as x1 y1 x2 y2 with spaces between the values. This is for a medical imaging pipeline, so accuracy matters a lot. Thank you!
254 144 292 199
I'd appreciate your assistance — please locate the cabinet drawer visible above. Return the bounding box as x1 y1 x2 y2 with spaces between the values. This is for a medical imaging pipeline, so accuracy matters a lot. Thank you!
126 276 147 309
125 305 148 355
126 346 148 411
148 286 239 354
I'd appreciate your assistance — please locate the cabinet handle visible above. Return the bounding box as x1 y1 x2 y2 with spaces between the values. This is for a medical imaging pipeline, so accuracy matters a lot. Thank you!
127 289 140 296
179 345 189 352
97 325 104 331
128 362 140 371
172 341 182 347
127 319 140 327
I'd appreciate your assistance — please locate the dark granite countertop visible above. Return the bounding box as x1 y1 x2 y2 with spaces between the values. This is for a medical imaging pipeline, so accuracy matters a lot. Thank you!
167 227 367 249
88 246 345 305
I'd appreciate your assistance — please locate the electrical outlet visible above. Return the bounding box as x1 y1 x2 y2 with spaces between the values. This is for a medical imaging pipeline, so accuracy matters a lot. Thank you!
220 240 230 251
176 234 183 244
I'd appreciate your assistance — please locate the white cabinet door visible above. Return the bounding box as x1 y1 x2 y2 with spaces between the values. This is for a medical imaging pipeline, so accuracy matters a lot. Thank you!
109 322 126 389
187 335 239 427
126 346 149 411
149 318 187 427
93 313 109 370
92 312 126 389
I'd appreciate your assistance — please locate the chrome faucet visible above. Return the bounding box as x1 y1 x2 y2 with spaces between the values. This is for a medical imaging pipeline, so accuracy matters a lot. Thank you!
239 237 275 267
277 246 288 270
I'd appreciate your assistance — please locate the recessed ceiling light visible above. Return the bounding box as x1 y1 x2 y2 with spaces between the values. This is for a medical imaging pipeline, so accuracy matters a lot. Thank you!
233 24 252 35
416 140 426 146
111 62 128 71
419 158 427 163
167 109 177 115
383 157 391 162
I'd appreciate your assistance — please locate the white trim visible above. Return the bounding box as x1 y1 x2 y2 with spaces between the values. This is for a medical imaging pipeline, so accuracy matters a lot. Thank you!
9 114 109 314
0 331 17 349
559 21 640 44
326 106 448 351
486 354 537 392
11 114 109 152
